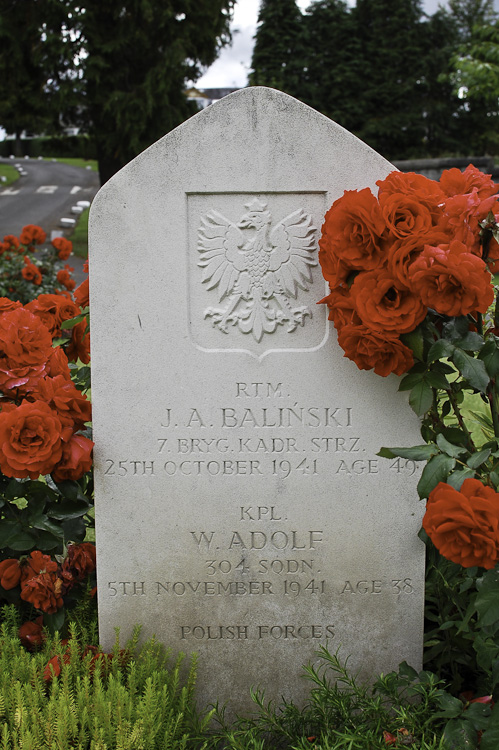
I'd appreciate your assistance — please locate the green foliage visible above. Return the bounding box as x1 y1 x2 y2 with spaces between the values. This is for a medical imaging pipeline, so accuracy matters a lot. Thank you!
208 648 448 749
249 0 307 97
0 608 209 749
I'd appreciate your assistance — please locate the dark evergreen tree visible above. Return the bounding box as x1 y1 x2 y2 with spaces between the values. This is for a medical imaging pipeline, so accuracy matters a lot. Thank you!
448 0 497 41
249 0 306 97
419 8 464 156
301 0 363 133
0 0 75 155
76 0 234 184
351 0 427 160
0 0 234 182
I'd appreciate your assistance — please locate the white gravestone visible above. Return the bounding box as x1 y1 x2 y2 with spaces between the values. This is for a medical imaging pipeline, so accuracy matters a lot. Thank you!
89 88 425 716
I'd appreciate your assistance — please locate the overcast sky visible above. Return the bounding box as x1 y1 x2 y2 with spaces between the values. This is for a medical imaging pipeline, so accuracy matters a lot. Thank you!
194 0 480 88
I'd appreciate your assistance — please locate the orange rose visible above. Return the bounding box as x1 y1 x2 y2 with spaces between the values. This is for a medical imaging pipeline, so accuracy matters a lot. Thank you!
26 294 80 338
2 235 20 253
56 265 75 291
337 324 413 376
51 236 72 260
51 434 93 482
408 241 494 316
66 320 90 364
350 268 426 335
20 571 63 614
74 277 89 309
0 401 64 479
439 164 498 200
20 225 46 246
0 298 22 315
319 188 386 281
0 558 21 589
31 375 91 432
439 191 498 255
379 192 434 241
376 171 445 221
319 285 361 330
21 259 42 286
423 479 499 569
0 307 53 392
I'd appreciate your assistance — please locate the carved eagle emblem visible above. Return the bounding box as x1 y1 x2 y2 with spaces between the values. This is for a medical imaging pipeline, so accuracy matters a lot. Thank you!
197 199 318 342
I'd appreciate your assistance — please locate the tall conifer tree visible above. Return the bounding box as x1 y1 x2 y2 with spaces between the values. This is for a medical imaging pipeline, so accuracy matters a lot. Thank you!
249 0 306 97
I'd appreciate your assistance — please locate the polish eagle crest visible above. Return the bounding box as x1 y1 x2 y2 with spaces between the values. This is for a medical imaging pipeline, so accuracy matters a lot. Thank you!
197 199 318 342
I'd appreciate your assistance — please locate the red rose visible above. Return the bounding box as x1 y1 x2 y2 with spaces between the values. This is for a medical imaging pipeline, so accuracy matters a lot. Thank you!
61 542 96 583
2 235 20 253
31 374 91 432
337 324 414 376
51 236 72 260
20 225 46 246
45 347 72 380
385 229 449 290
0 558 21 589
21 550 58 585
26 294 80 338
378 192 434 241
74 277 89 309
0 401 64 479
66 320 90 364
19 616 45 650
319 285 361 330
20 571 64 614
0 298 22 314
350 268 426 335
56 265 75 291
21 259 43 286
423 479 499 569
408 241 494 316
51 434 94 482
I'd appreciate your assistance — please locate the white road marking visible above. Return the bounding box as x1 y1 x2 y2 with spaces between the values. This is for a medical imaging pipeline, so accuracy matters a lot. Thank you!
0 188 20 195
36 185 58 194
70 186 81 194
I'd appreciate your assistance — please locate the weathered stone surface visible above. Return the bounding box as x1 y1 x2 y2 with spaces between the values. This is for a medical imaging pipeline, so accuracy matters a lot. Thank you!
89 87 424 716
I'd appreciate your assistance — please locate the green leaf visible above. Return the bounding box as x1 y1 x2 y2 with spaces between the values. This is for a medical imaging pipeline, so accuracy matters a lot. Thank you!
454 331 484 351
409 380 434 415
447 468 476 490
399 370 425 392
47 499 90 520
467 448 492 469
476 578 499 627
377 444 437 461
0 523 18 548
400 325 424 360
443 316 471 341
8 530 36 551
480 339 499 378
43 608 65 634
436 434 468 457
437 692 466 717
481 727 499 750
417 454 456 499
452 348 490 392
428 338 455 362
60 311 87 330
425 371 451 390
443 718 478 749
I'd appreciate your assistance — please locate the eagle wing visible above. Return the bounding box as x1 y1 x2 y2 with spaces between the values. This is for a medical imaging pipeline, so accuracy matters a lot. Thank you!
268 210 317 298
197 210 246 301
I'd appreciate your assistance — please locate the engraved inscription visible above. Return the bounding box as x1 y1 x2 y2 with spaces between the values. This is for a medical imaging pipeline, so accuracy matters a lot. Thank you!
198 199 317 341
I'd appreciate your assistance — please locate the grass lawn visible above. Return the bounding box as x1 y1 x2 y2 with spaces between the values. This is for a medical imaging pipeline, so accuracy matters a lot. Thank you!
0 163 20 187
43 157 98 171
71 207 90 258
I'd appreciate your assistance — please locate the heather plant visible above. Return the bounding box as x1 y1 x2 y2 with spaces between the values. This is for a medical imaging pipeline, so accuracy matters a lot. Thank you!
0 607 210 750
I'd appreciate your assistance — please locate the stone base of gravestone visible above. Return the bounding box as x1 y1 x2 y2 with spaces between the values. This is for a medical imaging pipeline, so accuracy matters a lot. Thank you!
89 87 425 717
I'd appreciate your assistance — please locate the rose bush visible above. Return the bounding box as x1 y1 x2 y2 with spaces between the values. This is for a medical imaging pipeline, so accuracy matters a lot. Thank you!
320 165 499 739
0 226 94 633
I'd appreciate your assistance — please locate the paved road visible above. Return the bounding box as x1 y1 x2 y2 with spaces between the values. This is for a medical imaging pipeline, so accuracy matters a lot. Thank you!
0 158 100 238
